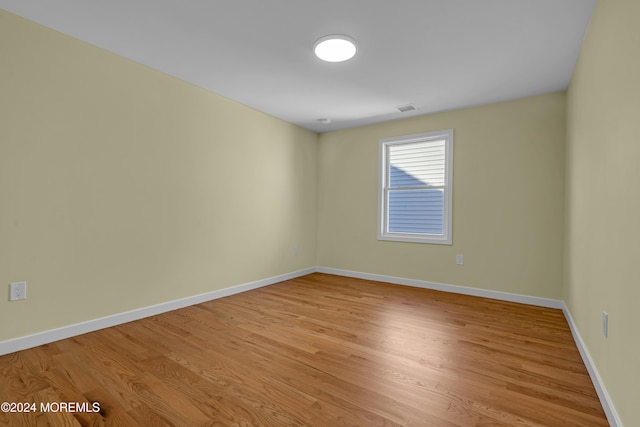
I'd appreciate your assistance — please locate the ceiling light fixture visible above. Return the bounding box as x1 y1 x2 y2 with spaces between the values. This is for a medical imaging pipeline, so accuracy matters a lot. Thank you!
314 35 357 63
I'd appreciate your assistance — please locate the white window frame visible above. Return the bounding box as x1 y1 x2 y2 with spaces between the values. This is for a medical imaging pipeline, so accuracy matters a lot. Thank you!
378 129 453 245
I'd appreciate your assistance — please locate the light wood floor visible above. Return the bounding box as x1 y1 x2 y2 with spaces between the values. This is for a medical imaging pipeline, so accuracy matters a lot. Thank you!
0 273 608 426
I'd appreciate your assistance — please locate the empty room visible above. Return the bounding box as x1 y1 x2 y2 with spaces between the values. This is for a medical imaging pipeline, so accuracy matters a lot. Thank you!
0 1 638 426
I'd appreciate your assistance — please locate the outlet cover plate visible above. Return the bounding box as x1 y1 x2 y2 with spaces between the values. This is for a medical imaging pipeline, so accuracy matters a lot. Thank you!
9 281 27 301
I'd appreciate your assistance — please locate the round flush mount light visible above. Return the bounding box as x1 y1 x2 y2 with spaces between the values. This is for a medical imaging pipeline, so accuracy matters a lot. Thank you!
314 35 357 62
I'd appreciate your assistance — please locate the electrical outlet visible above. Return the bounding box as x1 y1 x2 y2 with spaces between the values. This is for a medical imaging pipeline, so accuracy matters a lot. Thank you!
602 311 608 338
293 246 299 256
9 281 27 301
456 254 464 265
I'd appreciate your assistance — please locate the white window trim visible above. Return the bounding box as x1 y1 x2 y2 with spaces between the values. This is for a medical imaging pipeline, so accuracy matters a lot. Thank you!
378 129 453 245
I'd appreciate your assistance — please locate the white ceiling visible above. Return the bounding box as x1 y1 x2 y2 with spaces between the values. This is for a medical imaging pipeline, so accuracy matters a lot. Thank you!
0 0 596 133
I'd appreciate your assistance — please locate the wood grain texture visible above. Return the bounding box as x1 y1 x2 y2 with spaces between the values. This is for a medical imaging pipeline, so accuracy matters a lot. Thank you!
0 273 608 426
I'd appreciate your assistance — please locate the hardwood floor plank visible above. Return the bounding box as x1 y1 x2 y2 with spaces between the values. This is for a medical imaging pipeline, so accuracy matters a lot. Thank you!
0 273 608 426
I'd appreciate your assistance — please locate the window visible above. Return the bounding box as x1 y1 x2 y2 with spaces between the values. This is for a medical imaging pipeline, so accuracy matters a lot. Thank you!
378 129 453 244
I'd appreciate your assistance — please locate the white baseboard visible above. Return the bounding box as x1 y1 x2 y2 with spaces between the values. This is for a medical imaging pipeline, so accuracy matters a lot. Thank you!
316 266 565 309
562 307 622 427
0 267 315 356
316 266 622 427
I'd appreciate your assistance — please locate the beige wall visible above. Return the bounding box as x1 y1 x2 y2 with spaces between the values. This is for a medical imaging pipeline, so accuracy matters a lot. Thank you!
317 93 566 299
0 11 318 341
565 0 640 424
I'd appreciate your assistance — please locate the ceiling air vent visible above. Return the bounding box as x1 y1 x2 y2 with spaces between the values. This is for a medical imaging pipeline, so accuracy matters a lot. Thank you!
396 104 417 113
